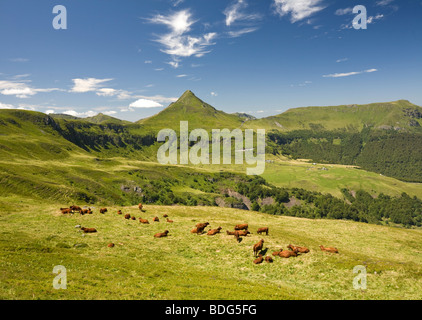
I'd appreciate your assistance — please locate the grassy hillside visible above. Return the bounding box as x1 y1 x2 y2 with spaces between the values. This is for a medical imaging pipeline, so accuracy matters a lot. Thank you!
1 201 421 300
246 100 422 132
137 90 244 131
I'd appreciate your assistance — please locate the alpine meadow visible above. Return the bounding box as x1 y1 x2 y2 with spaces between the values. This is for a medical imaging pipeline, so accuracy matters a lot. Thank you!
1 0 422 304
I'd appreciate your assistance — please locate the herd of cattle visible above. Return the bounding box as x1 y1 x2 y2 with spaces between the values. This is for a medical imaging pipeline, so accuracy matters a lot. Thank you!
60 203 339 264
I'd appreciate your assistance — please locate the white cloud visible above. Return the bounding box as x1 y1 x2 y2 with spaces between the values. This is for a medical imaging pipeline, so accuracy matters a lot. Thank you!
335 7 353 15
147 10 217 63
63 110 98 118
70 78 114 93
273 0 326 23
211 92 218 97
176 74 188 78
336 58 349 63
144 60 152 64
96 88 117 97
367 14 384 24
129 99 163 108
0 80 62 98
376 0 394 6
227 27 258 38
0 102 14 109
323 68 378 78
103 110 117 116
224 0 261 26
45 109 55 114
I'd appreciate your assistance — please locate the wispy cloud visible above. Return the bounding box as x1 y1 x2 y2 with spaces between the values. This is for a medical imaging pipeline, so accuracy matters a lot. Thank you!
376 0 394 6
335 7 353 16
273 0 326 23
224 0 261 26
70 78 114 93
323 68 378 78
147 10 217 66
227 27 258 38
0 80 63 98
336 58 348 63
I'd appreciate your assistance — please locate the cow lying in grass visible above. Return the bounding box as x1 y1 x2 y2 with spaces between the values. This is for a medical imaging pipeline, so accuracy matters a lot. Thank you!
154 230 169 238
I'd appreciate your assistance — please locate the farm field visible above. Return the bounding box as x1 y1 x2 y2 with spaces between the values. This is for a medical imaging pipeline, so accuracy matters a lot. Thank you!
1 199 421 300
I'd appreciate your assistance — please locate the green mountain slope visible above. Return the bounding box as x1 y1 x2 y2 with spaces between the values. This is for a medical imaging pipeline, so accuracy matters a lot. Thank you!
247 100 422 132
137 90 244 131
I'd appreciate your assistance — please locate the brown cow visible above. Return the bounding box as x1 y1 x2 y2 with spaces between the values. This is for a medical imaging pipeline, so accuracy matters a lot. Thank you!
154 230 169 238
60 208 71 214
138 203 143 211
166 218 174 223
288 244 310 253
235 230 251 237
107 243 115 248
235 223 248 231
100 208 107 214
139 218 149 224
226 230 236 235
131 216 136 220
253 254 264 264
278 249 298 258
163 214 168 218
319 245 339 253
257 227 269 235
117 210 123 215
253 239 264 257
70 205 82 213
207 227 222 235
81 227 97 233
124 214 131 220
196 222 209 230
265 256 273 263
153 216 160 222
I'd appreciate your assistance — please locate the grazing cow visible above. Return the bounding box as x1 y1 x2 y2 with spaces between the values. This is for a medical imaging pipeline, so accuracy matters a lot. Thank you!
253 254 264 264
163 214 168 218
166 218 174 223
124 214 131 220
117 210 122 215
131 216 136 220
319 245 339 253
139 217 149 224
196 222 209 230
257 227 269 235
288 244 310 254
253 239 265 257
80 209 90 215
60 208 71 214
154 230 169 238
87 208 92 214
235 223 248 231
265 256 273 263
153 216 160 222
138 203 143 211
107 243 115 248
207 227 222 235
100 208 107 214
81 227 97 233
191 227 205 235
235 230 250 237
278 249 298 258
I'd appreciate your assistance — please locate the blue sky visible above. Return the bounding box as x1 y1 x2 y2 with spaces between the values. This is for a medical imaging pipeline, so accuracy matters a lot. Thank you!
0 0 421 121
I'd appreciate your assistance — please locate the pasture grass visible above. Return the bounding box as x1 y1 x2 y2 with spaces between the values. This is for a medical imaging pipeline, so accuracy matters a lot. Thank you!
1 199 421 300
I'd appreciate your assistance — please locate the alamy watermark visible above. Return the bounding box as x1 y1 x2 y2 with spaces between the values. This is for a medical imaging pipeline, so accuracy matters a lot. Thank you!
353 265 367 290
157 121 266 175
52 265 67 289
